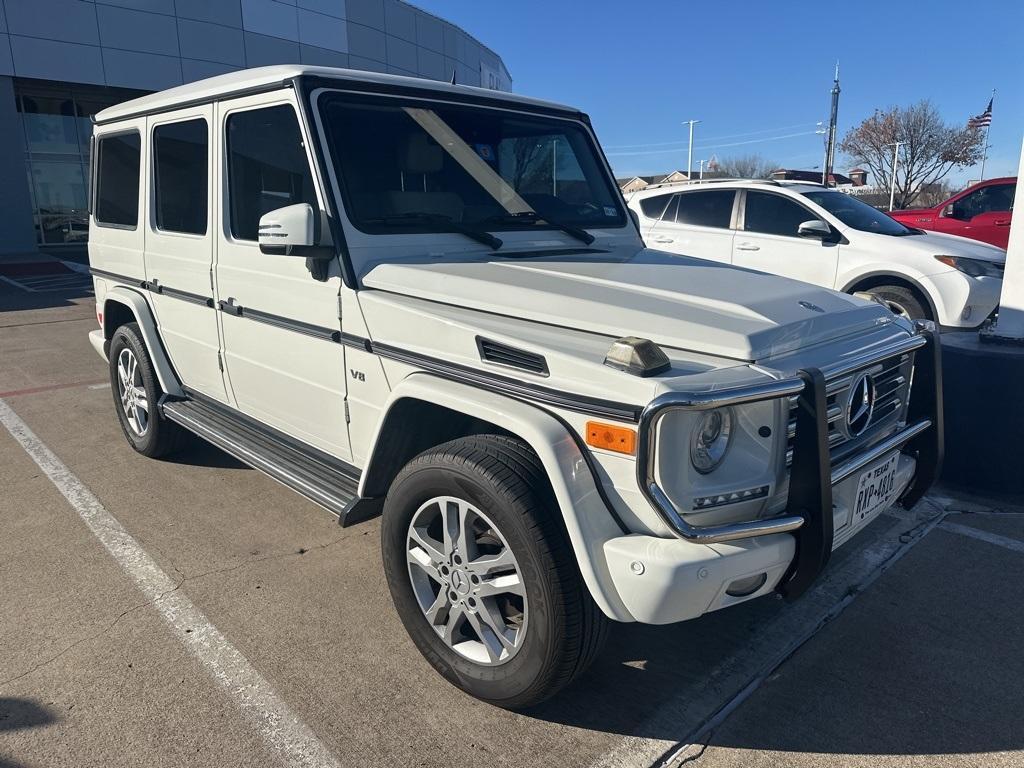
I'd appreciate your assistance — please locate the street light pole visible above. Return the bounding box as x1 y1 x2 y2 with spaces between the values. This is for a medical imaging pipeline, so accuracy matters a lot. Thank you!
683 119 700 178
887 141 904 211
699 159 705 180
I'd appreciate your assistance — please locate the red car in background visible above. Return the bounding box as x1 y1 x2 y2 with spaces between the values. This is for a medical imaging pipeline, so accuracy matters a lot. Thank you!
889 177 1015 249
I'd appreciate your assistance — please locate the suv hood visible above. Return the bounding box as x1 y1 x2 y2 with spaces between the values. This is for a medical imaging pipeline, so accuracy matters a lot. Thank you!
362 248 898 362
855 229 1006 261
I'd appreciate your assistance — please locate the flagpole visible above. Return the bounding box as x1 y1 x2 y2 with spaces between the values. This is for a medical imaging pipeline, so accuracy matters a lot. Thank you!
980 88 995 181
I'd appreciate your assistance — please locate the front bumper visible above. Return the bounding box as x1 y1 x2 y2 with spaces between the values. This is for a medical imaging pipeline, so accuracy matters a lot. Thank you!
611 326 943 622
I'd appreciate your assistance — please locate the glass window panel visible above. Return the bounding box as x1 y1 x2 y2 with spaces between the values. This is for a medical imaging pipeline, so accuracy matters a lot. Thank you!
95 132 141 228
30 160 88 244
154 119 208 235
674 190 735 228
226 105 316 241
18 91 81 155
743 191 814 237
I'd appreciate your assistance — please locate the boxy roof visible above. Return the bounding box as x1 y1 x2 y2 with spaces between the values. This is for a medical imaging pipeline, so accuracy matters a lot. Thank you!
94 65 578 125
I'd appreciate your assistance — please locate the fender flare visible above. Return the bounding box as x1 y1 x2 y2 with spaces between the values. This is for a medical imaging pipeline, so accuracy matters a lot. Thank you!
361 373 636 622
102 286 184 397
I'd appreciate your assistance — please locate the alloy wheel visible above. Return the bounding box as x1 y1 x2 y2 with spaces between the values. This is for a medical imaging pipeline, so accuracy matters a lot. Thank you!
405 495 528 666
116 348 149 436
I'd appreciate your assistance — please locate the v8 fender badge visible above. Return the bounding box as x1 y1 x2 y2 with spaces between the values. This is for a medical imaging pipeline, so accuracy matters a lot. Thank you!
799 300 825 313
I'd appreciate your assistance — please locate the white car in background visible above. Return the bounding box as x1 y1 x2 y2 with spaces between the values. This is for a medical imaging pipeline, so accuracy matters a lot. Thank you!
626 179 1006 327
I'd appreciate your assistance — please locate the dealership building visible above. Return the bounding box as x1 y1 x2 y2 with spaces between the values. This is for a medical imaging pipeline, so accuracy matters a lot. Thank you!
0 0 510 257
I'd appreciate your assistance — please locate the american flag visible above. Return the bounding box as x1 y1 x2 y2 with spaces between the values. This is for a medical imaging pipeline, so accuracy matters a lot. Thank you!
968 98 993 130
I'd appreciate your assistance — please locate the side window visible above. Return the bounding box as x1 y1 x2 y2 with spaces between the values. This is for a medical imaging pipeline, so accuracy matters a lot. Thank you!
674 190 735 229
95 132 140 228
744 191 815 237
153 118 208 235
953 184 1015 219
226 105 317 242
639 194 674 220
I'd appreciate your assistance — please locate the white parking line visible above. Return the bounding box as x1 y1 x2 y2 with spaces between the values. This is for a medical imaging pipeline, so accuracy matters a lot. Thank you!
0 398 343 768
940 520 1024 555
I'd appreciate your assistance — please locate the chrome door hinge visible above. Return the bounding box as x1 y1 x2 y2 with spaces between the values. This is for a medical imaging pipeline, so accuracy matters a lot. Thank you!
209 269 214 292
217 351 224 372
337 294 344 321
344 400 351 424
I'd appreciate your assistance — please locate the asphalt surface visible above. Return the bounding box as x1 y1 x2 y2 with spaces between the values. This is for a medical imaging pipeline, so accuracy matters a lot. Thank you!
1 272 1021 768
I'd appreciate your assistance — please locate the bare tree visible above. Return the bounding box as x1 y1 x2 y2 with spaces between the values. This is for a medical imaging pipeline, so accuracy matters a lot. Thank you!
717 154 778 179
840 101 983 209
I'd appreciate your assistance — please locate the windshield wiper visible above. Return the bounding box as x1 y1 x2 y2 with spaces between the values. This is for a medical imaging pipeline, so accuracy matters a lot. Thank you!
363 213 502 250
483 211 596 245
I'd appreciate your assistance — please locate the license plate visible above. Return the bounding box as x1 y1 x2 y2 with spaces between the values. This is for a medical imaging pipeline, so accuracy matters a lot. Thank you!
853 453 900 522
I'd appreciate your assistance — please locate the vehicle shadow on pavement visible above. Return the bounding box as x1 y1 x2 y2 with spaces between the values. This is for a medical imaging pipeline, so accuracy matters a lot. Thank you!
167 437 252 471
0 263 94 315
0 697 57 768
531 513 1024 760
524 594 784 738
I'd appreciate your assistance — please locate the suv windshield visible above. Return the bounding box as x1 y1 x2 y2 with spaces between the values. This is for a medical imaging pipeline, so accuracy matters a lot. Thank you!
318 92 625 241
803 190 915 236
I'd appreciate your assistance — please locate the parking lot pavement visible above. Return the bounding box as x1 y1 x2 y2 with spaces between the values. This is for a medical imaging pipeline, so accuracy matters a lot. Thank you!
1 280 1021 768
681 510 1024 768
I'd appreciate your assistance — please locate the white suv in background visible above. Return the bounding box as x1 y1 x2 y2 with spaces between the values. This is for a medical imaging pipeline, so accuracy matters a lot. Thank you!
626 180 1006 326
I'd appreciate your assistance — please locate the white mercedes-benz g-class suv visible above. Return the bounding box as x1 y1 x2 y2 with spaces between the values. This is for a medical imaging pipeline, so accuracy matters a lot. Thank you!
87 65 942 709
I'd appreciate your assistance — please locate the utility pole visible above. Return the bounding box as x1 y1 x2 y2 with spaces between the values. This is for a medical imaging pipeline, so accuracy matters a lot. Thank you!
683 119 700 178
887 141 904 211
823 62 840 186
699 158 705 180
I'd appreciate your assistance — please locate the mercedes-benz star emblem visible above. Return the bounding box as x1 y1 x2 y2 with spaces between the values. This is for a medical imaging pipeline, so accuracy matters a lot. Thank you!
799 300 825 313
846 373 876 437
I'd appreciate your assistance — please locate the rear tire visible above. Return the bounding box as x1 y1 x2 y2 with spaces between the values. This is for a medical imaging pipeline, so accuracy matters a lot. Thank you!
108 323 187 458
862 285 930 321
381 434 607 709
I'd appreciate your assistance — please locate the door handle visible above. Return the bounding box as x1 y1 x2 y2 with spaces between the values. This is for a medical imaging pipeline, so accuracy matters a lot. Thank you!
218 297 242 316
736 243 760 251
995 220 1011 226
653 237 674 243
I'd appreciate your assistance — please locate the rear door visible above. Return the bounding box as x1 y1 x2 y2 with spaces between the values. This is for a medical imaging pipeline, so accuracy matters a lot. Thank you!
213 91 352 461
143 106 228 402
732 190 840 287
644 189 736 263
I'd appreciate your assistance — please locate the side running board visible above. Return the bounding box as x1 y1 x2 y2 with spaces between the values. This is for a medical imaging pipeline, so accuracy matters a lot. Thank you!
162 397 374 523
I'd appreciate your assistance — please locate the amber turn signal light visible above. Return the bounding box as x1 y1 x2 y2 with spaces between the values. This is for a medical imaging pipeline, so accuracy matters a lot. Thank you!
585 421 637 455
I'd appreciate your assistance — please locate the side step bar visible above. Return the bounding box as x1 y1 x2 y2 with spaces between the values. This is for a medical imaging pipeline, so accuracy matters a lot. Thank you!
162 397 368 522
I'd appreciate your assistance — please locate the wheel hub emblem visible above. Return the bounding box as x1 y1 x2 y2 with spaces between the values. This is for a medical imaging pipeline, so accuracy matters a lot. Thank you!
450 569 470 595
846 372 876 437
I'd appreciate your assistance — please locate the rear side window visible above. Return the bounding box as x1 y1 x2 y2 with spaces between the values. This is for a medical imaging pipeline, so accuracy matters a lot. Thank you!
226 105 317 241
674 190 735 228
744 191 814 237
95 132 141 228
153 119 208 235
639 194 674 220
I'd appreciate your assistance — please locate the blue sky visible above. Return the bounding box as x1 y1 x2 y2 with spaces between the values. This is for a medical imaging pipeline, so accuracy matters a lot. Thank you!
415 0 1024 185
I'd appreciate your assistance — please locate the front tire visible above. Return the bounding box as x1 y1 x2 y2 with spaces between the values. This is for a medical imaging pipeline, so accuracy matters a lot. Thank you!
863 285 930 321
108 323 186 458
381 435 607 709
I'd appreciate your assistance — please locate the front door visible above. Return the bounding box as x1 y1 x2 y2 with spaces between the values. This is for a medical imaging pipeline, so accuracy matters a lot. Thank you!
143 106 228 402
213 93 352 461
732 190 840 288
936 182 1015 248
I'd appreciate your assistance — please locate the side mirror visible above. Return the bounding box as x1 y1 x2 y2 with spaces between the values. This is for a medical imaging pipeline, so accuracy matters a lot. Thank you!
797 219 832 240
941 203 955 218
258 203 319 255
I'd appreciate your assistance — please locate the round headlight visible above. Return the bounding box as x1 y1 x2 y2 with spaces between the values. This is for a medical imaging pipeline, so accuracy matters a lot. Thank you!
690 408 733 473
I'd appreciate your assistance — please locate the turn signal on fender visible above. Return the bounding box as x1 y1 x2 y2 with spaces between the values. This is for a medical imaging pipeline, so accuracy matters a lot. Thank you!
585 421 637 455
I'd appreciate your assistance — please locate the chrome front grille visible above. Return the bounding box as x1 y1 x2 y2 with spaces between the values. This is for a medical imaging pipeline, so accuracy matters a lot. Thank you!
786 352 914 467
